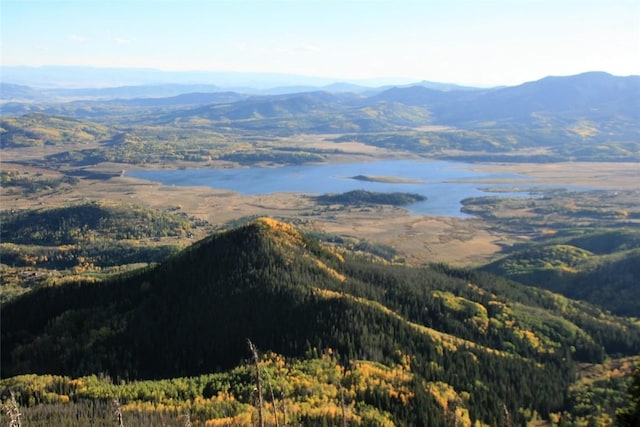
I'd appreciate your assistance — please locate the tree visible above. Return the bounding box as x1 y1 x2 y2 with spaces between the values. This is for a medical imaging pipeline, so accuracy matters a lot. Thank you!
616 368 640 427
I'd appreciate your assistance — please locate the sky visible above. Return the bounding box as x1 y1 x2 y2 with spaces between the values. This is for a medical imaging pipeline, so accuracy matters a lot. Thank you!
1 0 639 86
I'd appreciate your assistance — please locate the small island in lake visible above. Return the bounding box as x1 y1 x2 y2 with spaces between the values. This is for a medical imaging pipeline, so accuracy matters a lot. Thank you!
349 174 424 184
314 190 427 206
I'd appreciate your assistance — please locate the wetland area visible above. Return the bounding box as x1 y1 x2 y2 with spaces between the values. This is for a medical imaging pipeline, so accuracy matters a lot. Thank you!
3 144 637 266
128 159 545 217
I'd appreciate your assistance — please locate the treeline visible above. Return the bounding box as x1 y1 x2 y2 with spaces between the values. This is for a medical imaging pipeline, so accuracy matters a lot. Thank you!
41 141 326 167
1 241 179 270
1 202 197 245
219 150 325 165
1 170 79 195
314 190 427 206
3 219 639 425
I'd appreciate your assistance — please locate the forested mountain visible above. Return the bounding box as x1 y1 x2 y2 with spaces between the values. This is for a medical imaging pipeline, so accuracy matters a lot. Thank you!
3 218 639 425
0 83 49 101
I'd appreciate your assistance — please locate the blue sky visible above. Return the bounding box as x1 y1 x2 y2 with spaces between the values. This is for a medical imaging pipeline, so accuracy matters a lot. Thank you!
2 0 639 85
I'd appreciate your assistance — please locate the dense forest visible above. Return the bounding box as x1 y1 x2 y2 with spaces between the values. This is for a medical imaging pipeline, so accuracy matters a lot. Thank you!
313 190 427 207
3 218 639 425
0 202 208 302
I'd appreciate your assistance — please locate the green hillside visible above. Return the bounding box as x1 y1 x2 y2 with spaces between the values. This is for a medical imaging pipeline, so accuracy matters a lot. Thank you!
1 202 196 245
3 218 639 425
482 229 640 317
0 202 207 302
0 113 112 147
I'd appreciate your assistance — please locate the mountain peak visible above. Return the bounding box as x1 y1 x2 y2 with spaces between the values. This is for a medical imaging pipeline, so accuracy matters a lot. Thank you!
254 216 302 236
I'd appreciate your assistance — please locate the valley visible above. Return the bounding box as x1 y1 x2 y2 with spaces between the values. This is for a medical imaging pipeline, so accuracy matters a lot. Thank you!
2 136 638 269
1 72 639 426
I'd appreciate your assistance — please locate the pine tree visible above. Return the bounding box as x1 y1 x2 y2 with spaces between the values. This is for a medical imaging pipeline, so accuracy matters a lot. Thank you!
616 368 640 427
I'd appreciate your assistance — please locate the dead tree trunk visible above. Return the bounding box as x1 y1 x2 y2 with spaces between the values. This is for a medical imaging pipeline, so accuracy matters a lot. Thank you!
248 339 265 427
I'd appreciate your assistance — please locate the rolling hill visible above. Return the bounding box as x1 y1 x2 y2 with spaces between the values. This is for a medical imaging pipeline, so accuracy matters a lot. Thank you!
481 229 640 317
3 218 639 425
0 113 113 148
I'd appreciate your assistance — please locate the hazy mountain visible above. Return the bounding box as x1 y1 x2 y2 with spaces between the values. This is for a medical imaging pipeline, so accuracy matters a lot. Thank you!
249 82 373 95
104 91 248 107
0 83 225 102
0 83 52 102
152 72 640 129
406 80 484 91
153 91 345 126
0 65 418 90
222 91 355 118
47 84 224 100
372 85 477 106
374 71 640 124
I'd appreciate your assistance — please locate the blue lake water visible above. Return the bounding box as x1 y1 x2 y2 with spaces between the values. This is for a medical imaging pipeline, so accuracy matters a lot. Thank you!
129 160 539 217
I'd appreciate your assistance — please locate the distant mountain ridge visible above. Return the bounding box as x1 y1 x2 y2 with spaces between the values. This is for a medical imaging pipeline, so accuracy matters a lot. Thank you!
1 71 638 161
0 65 419 90
4 71 635 119
0 82 225 101
373 71 640 123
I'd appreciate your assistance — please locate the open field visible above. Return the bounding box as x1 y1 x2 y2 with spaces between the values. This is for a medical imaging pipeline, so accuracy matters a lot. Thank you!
470 161 640 190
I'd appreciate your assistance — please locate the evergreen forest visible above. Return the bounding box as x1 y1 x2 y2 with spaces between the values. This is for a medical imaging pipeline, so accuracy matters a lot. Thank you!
3 218 639 426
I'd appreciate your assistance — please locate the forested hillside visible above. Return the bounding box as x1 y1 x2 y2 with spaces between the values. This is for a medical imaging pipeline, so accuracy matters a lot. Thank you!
0 202 207 302
462 190 640 317
3 218 639 426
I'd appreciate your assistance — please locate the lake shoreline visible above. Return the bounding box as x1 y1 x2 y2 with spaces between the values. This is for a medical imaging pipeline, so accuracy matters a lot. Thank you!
128 159 538 218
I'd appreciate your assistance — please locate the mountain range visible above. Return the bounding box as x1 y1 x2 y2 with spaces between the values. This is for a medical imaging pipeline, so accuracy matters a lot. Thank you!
2 71 638 162
3 71 637 124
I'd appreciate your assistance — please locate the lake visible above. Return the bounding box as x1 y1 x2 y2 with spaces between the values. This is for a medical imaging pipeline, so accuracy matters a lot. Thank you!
129 160 538 217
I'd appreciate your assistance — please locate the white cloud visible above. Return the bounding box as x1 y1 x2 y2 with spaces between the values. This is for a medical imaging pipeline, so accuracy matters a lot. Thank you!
235 41 249 51
300 44 320 53
69 34 87 43
114 37 130 45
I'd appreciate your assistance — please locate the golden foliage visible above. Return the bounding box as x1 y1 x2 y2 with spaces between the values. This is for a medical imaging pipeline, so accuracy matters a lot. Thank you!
205 412 253 426
312 258 346 282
